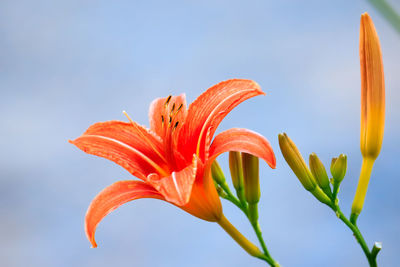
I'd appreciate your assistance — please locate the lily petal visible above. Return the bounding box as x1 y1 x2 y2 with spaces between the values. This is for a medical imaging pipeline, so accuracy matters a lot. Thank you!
85 180 164 248
178 79 264 161
181 159 223 222
70 121 168 179
148 94 188 140
208 128 276 168
147 155 197 206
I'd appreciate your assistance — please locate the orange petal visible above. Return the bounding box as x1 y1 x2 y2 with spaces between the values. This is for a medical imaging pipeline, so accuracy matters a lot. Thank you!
178 79 264 161
147 155 197 206
85 180 164 248
180 160 223 222
70 121 169 179
208 128 276 168
148 94 188 140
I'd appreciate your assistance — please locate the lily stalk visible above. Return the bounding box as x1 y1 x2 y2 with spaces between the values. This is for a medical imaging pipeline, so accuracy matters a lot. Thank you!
216 153 280 266
351 12 385 223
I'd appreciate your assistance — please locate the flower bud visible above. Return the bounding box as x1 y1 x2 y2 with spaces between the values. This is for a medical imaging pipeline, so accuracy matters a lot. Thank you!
309 153 331 196
229 151 244 192
211 160 226 185
331 154 347 184
229 151 246 205
359 12 385 160
352 12 385 220
242 153 260 204
278 133 316 191
330 157 337 175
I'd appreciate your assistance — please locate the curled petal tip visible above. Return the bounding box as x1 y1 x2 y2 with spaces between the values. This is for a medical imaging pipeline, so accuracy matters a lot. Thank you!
85 218 98 248
84 180 163 249
209 128 276 170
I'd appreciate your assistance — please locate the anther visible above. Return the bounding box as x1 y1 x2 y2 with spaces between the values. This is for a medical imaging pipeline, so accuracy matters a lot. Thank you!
171 103 183 117
164 95 172 107
173 121 179 129
171 103 176 112
169 116 172 124
161 115 165 125
176 104 183 112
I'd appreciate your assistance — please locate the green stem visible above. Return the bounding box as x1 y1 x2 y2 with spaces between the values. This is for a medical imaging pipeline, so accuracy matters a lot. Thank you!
219 186 278 266
222 198 278 265
332 205 378 267
332 183 340 202
217 214 265 258
251 221 280 266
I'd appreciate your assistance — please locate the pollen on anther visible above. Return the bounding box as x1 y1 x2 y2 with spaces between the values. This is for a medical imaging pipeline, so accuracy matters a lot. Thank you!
161 115 165 124
174 121 179 129
169 116 172 124
171 103 176 112
164 95 172 107
176 104 183 112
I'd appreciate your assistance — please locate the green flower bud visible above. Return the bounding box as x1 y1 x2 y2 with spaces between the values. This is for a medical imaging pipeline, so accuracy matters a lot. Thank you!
229 151 244 192
331 154 347 183
330 157 337 175
242 153 260 204
211 160 226 185
309 153 332 196
310 186 332 205
278 133 316 191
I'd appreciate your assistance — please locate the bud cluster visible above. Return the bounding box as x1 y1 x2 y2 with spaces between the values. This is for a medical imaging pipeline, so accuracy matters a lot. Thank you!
278 133 348 206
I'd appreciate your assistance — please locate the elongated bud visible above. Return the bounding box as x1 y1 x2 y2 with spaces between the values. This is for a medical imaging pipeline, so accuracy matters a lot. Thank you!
331 154 347 184
242 153 260 204
330 157 337 175
359 12 385 160
309 153 331 196
229 151 244 192
211 160 226 185
229 151 247 205
278 133 316 191
351 12 385 221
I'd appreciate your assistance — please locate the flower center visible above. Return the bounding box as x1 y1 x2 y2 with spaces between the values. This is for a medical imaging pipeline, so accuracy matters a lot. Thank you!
123 110 169 176
161 95 183 170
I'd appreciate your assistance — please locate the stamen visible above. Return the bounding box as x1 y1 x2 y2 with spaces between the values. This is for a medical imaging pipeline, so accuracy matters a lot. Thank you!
169 115 172 125
122 110 168 164
173 121 179 130
164 95 172 107
161 115 164 125
171 103 176 112
123 110 134 124
171 103 183 117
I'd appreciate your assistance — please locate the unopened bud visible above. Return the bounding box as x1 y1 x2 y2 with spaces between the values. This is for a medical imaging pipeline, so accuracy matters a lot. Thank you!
309 153 332 196
330 157 337 175
331 154 347 184
229 151 244 192
211 160 226 185
242 153 260 204
278 133 316 191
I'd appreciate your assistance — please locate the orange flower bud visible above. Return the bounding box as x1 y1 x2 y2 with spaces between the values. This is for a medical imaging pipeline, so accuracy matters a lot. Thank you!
352 13 385 219
359 12 385 159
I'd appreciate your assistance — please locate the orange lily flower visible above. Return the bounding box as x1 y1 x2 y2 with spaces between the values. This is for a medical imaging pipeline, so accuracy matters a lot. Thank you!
70 79 276 248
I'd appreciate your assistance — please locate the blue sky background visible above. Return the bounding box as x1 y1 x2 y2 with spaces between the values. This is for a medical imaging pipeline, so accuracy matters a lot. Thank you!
1 0 399 266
